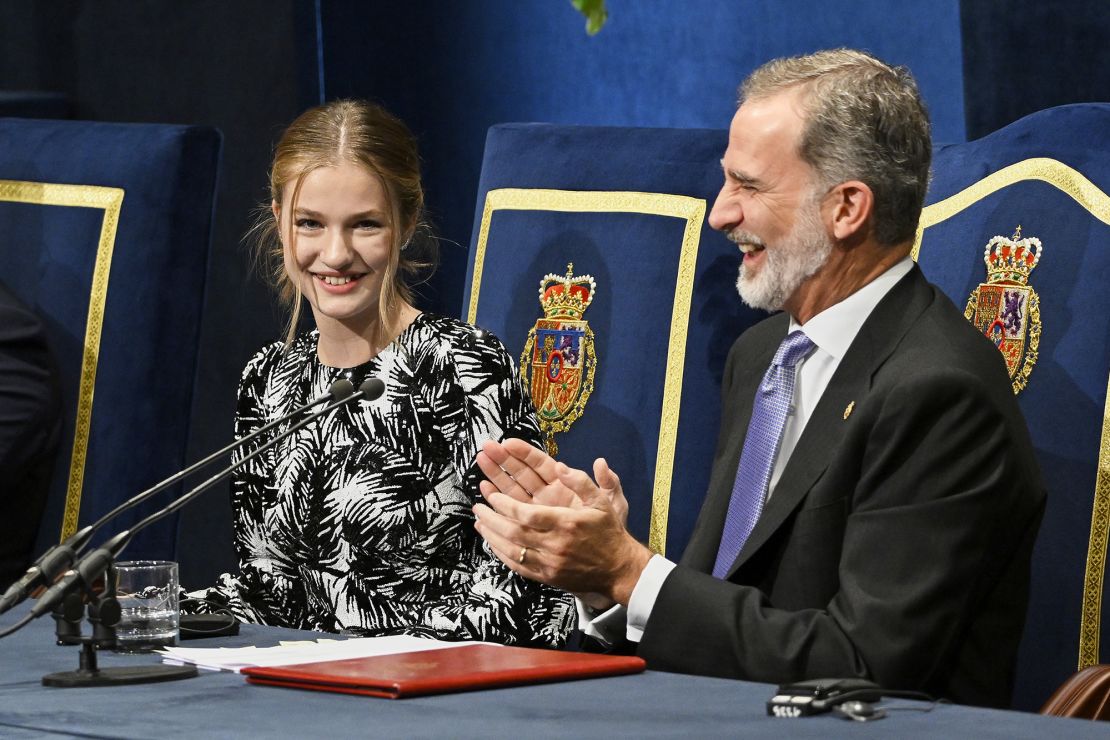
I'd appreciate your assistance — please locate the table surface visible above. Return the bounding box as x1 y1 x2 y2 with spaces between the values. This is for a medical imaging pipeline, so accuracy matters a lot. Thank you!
0 606 1103 739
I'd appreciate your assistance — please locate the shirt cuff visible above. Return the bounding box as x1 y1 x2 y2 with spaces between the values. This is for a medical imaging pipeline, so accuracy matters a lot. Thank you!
576 599 627 646
576 554 677 645
625 554 676 642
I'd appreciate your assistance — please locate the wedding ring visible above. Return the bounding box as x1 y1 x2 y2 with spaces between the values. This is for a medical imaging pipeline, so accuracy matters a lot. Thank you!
518 546 528 565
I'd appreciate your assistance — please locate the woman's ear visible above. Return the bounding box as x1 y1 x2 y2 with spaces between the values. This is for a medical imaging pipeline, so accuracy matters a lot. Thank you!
272 200 287 249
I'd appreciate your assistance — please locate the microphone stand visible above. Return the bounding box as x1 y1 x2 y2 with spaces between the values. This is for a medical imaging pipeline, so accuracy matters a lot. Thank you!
0 380 358 617
38 531 195 687
43 557 198 687
28 379 384 688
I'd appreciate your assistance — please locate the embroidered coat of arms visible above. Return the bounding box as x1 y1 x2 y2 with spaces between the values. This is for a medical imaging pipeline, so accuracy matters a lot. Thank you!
964 227 1043 394
520 263 597 455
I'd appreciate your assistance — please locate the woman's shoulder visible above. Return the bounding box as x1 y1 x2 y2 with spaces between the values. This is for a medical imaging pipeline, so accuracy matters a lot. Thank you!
240 331 315 383
403 313 512 358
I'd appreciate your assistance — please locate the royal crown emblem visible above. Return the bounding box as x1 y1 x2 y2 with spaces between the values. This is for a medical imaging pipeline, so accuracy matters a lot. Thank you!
964 226 1043 394
520 263 598 455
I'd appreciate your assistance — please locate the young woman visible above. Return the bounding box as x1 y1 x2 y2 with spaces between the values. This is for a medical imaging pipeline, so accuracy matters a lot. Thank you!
197 100 572 646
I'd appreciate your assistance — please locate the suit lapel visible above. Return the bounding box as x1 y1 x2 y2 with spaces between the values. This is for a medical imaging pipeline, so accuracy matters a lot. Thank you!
723 266 936 577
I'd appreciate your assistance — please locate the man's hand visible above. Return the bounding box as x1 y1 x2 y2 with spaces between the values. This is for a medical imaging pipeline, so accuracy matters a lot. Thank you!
473 448 652 607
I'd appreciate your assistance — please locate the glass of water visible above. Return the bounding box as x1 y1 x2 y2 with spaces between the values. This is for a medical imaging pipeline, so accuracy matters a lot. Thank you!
112 560 180 653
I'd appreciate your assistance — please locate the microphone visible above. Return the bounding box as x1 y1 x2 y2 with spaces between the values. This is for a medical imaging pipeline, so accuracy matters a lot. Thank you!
0 378 362 616
20 377 385 624
30 532 131 619
0 528 93 614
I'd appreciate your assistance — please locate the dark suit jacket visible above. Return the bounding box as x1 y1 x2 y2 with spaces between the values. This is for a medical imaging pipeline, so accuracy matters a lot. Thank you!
0 281 61 589
637 266 1045 708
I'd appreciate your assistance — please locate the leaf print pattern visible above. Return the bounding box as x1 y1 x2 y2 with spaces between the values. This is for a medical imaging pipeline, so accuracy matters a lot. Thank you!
193 314 574 646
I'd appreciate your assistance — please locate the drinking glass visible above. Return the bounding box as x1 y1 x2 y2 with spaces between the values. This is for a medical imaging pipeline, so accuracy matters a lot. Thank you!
112 560 179 653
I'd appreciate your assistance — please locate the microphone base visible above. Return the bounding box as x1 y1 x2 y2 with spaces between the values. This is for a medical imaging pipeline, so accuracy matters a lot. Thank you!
42 639 197 688
43 663 198 688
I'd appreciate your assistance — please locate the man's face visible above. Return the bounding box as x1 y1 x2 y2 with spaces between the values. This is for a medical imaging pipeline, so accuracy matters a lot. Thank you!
708 89 833 314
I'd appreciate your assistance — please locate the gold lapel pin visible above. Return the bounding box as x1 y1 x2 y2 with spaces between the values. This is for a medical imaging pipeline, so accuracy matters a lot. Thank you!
843 401 855 420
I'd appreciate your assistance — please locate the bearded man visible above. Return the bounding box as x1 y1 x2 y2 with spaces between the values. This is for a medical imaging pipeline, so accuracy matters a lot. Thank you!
472 49 1045 708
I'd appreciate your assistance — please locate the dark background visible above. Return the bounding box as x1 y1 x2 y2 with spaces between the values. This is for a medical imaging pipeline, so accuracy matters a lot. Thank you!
1 0 1106 585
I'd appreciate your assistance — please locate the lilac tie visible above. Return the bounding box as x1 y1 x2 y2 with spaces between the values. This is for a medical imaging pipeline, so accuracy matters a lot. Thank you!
712 330 815 579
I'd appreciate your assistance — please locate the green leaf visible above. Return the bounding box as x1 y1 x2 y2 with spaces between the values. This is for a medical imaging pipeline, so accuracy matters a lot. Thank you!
570 0 608 35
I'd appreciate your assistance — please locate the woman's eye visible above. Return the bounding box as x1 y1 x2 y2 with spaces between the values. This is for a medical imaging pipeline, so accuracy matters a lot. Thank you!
355 220 382 230
295 218 322 230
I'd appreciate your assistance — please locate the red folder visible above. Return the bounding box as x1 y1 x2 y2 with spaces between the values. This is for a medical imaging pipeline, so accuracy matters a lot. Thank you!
242 644 646 698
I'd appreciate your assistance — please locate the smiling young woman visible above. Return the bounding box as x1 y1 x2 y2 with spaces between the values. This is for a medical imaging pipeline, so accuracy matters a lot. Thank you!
275 160 412 366
188 100 573 646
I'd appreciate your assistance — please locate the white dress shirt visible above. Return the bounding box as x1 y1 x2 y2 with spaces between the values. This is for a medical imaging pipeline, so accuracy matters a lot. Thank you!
580 256 915 644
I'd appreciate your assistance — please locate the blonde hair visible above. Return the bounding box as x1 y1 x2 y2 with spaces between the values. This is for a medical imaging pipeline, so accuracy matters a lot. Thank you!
741 49 932 246
250 99 435 344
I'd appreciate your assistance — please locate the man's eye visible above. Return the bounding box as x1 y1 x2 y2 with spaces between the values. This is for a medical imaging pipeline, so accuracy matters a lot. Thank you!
295 218 321 230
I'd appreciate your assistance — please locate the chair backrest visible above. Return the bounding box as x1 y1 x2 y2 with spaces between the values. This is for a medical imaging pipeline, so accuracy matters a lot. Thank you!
0 117 221 562
916 103 1110 710
462 123 760 558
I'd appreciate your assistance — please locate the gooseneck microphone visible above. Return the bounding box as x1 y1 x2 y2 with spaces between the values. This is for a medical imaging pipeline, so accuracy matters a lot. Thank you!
0 377 373 617
21 378 386 623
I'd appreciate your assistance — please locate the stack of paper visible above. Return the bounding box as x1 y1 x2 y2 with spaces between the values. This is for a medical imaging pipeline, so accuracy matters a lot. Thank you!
160 635 491 673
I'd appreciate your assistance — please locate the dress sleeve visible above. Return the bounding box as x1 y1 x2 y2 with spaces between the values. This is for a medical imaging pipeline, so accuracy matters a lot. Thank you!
407 327 575 647
185 344 313 628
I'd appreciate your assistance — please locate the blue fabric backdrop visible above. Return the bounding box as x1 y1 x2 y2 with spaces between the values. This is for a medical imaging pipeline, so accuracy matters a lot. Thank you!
320 0 968 317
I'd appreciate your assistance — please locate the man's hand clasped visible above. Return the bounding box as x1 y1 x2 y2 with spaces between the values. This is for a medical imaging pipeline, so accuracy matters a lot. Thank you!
473 438 652 609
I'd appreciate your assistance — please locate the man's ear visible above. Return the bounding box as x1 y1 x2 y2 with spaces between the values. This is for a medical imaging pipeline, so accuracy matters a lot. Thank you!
827 180 873 241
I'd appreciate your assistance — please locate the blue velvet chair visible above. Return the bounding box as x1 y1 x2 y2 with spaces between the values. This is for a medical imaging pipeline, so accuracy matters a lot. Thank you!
0 117 221 564
462 123 763 559
916 103 1110 712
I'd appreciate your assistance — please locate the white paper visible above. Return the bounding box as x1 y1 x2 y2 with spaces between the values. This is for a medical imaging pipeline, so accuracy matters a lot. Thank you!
159 635 499 673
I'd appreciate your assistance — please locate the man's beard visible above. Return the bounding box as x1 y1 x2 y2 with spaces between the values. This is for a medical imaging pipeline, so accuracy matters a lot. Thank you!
731 198 833 312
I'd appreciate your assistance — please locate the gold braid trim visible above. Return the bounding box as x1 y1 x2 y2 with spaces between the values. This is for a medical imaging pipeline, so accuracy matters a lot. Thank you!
0 180 125 542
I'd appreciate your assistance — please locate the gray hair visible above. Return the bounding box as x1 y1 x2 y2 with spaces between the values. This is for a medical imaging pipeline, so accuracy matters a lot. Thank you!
740 49 931 246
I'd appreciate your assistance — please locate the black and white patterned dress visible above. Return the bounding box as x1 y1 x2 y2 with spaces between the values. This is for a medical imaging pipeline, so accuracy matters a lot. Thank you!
202 313 574 647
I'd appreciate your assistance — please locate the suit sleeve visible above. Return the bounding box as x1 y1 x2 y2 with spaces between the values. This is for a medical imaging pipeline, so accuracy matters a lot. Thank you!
0 293 60 483
638 364 1038 690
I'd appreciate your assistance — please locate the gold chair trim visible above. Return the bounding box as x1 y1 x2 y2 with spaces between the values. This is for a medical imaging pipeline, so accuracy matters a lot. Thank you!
469 188 706 554
1092 376 1110 669
0 179 125 543
912 157 1110 668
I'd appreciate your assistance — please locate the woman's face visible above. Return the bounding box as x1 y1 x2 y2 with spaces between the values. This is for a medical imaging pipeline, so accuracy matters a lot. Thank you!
276 162 395 335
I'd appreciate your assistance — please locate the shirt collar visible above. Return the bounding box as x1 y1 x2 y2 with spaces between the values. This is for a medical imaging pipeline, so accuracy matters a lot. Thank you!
789 256 914 360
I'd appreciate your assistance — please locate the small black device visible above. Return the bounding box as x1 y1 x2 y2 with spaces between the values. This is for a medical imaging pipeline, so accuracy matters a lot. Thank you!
767 678 883 718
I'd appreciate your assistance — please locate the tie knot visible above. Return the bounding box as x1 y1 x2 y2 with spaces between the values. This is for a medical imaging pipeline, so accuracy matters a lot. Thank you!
773 330 815 369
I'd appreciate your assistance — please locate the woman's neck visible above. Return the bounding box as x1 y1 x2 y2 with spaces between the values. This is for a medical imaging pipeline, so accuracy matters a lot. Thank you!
315 302 420 368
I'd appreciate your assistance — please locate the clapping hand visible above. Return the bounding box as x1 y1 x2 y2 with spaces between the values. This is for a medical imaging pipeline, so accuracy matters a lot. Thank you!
473 439 649 608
